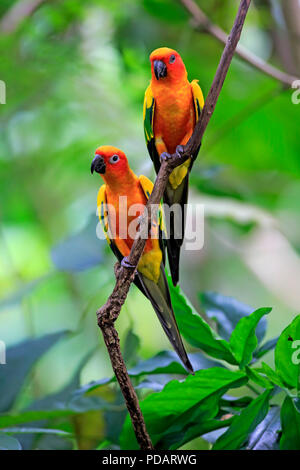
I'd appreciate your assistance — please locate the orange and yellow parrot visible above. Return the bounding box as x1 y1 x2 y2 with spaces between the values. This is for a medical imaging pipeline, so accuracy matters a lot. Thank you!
91 145 193 374
143 47 204 286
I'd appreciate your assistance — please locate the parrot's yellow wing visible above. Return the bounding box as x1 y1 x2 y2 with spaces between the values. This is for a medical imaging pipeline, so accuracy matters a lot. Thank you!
97 184 110 244
191 79 204 122
139 174 153 199
97 184 126 263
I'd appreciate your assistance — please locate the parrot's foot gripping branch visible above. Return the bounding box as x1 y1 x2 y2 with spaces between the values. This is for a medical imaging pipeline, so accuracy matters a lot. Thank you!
160 145 185 163
121 256 136 270
95 0 251 451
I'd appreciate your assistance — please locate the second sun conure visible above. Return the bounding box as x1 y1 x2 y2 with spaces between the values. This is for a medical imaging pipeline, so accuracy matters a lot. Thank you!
91 145 193 374
143 47 204 286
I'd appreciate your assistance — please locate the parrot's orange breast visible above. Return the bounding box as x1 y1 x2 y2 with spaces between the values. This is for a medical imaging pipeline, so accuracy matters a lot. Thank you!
152 81 195 154
106 183 155 255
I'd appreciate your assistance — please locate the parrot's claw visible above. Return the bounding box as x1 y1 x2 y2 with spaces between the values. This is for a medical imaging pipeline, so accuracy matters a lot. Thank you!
175 145 185 159
160 152 172 163
121 257 136 270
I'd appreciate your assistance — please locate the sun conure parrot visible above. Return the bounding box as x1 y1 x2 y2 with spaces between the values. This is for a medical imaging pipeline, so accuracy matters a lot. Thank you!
143 47 204 286
91 145 193 374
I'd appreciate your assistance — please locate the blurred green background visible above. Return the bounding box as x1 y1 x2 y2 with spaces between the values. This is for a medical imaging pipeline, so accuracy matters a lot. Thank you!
0 0 300 450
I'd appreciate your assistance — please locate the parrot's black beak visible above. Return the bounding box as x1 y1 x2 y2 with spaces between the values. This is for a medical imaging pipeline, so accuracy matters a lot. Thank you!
91 155 106 174
154 60 167 80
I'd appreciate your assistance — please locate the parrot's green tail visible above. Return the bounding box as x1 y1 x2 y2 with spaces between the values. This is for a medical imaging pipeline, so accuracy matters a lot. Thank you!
138 265 194 374
164 175 189 286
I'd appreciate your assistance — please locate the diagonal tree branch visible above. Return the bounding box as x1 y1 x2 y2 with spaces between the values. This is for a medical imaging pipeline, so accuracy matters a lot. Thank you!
0 0 46 34
96 0 252 450
179 0 299 87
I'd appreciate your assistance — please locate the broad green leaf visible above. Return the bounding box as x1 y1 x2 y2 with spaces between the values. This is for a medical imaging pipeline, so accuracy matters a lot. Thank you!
229 308 271 368
0 276 47 311
2 427 71 437
275 315 300 390
73 350 223 397
0 398 117 428
169 283 237 365
0 331 66 412
129 350 223 377
120 368 247 449
245 366 273 389
247 407 280 450
123 329 140 367
213 389 271 450
158 417 233 451
280 396 300 450
28 349 96 411
0 433 22 450
51 216 103 271
201 292 267 343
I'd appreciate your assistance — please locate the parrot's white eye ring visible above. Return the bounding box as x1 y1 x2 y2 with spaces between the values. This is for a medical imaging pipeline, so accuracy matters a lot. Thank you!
169 54 176 64
109 154 120 164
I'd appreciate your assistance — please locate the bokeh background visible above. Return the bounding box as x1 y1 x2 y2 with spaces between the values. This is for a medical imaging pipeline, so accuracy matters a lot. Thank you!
0 0 300 450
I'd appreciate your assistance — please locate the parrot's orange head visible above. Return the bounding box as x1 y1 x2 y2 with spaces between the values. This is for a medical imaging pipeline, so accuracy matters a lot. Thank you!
150 47 187 83
91 146 129 183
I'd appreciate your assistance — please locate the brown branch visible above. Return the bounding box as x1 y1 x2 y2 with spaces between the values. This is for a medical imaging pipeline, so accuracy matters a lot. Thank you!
96 0 252 450
180 0 299 87
0 0 46 34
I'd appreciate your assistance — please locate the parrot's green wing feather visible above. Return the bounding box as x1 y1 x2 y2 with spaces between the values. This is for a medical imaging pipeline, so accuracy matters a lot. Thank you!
143 85 155 144
191 79 204 122
143 85 161 174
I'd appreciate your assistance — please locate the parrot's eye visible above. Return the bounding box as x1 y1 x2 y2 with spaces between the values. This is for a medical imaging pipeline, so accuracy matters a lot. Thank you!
109 154 120 164
169 54 176 64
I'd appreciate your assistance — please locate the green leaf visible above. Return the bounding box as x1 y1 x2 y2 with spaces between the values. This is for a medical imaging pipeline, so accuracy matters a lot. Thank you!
0 331 66 412
2 427 71 437
28 349 96 411
280 396 300 450
120 368 247 449
51 216 103 272
170 283 237 365
123 329 140 367
275 315 300 390
129 350 223 377
0 433 22 450
229 308 271 368
0 276 48 311
201 292 267 343
260 362 286 389
213 389 271 450
0 398 116 428
159 417 233 451
245 366 273 389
